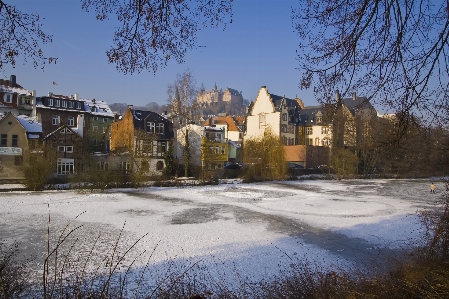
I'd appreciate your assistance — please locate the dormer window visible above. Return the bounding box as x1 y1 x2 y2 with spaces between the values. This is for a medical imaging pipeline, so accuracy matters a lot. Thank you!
76 102 81 109
68 101 74 108
316 116 322 123
48 98 54 106
62 100 67 108
55 99 60 107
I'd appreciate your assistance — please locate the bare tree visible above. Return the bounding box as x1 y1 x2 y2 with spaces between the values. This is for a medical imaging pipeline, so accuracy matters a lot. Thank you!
167 69 200 123
81 0 233 74
294 0 449 125
0 0 54 69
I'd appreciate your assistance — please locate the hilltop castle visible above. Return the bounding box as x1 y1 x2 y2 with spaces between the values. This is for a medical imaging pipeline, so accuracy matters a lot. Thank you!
196 84 243 107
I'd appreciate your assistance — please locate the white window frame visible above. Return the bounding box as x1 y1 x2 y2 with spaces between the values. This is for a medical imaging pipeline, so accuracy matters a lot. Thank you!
92 126 98 132
52 115 60 125
155 123 164 134
103 118 108 122
4 93 12 103
65 146 73 153
68 101 74 108
62 100 67 108
55 99 60 107
48 98 53 106
58 146 65 152
306 127 313 135
67 116 74 126
76 102 81 109
57 158 74 175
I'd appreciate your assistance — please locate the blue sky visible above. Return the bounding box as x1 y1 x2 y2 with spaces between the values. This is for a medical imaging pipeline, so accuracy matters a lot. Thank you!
2 0 316 107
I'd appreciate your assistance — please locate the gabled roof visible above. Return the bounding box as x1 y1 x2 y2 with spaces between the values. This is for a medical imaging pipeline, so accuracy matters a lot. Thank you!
43 124 81 140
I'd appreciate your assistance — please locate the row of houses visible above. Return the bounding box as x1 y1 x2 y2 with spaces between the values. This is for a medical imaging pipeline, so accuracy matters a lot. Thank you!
0 75 376 180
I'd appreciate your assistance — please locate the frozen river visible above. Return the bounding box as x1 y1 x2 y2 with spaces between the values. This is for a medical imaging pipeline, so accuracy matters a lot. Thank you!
0 179 444 294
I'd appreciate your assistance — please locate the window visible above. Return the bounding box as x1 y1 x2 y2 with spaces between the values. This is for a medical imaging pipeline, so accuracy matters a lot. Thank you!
321 127 329 134
215 146 219 154
282 113 287 121
157 141 166 156
68 101 74 108
322 138 331 146
306 138 313 145
119 162 131 174
12 135 18 147
76 102 81 109
103 118 108 122
1 134 6 146
4 94 12 103
93 117 98 121
58 146 65 152
48 98 53 106
52 115 60 125
259 114 265 124
156 123 164 134
316 116 322 123
103 127 107 133
221 146 225 154
57 158 74 175
55 99 60 107
306 127 313 135
65 146 73 153
315 138 320 145
147 122 155 133
62 101 67 108
92 126 98 132
67 116 74 126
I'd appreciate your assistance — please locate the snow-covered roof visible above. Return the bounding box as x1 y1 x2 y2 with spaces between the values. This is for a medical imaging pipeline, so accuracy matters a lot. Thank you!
0 85 29 95
228 140 241 148
16 115 42 133
83 99 114 117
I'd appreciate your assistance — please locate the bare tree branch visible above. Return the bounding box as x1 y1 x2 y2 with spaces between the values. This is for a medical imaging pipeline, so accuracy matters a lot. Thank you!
81 0 233 74
294 0 449 125
0 0 53 69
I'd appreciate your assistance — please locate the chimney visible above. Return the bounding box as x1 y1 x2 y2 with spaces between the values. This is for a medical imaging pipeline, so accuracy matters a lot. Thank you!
10 75 16 87
74 93 79 101
352 92 357 101
32 90 36 97
48 92 53 96
128 105 133 110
